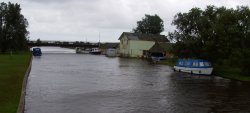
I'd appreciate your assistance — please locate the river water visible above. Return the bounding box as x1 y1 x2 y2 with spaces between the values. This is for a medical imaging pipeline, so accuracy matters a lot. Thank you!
25 47 250 113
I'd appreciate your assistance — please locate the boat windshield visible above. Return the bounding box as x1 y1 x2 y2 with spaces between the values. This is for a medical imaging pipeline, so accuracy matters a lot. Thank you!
203 62 211 66
192 62 199 67
185 61 191 66
199 62 204 66
178 61 183 66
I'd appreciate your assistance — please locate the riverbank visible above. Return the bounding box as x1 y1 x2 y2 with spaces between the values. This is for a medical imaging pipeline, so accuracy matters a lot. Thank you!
161 58 250 82
0 52 31 113
213 65 250 82
161 58 177 67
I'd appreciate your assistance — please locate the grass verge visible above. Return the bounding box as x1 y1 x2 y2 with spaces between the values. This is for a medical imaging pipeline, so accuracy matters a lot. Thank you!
0 52 31 113
160 57 177 67
213 64 250 82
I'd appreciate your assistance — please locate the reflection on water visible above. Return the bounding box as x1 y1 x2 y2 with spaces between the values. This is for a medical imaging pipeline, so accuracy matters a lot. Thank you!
25 47 250 113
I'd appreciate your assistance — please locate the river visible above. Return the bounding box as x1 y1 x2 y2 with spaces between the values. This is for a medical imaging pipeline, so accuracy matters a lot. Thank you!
25 47 250 113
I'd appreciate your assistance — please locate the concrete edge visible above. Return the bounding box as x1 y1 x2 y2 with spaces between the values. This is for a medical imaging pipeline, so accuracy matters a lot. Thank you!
17 55 33 113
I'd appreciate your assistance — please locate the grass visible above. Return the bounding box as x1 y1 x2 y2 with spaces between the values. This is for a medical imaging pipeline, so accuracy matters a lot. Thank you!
160 57 177 67
0 52 31 113
213 64 250 82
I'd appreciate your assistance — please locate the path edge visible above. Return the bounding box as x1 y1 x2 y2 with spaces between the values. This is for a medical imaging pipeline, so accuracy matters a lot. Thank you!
17 55 33 113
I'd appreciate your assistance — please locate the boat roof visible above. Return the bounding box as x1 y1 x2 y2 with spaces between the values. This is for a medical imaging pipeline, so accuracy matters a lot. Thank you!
176 58 212 68
33 48 41 50
177 59 211 62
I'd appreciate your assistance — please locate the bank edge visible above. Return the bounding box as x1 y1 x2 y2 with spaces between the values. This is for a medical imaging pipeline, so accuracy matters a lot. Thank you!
17 56 32 113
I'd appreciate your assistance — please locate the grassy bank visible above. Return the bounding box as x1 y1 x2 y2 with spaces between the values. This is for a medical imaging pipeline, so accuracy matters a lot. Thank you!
162 58 250 81
161 58 177 67
0 52 31 113
213 65 250 82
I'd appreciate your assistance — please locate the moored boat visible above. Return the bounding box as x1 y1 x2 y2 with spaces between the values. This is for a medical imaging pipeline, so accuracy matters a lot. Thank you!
32 47 42 56
173 59 213 75
76 47 90 54
106 48 117 57
90 48 101 55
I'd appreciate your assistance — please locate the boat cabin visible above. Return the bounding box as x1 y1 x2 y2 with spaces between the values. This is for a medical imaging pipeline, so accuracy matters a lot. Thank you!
32 48 42 56
174 59 213 75
177 59 212 68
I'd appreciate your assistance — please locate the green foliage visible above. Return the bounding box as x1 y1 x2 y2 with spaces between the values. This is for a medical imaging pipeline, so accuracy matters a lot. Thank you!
161 57 178 67
0 2 29 53
133 14 164 34
36 38 41 45
170 5 250 76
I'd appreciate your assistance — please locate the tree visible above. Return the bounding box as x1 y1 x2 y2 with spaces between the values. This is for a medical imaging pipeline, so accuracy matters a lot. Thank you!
133 14 164 34
36 38 41 45
169 5 250 75
0 2 29 53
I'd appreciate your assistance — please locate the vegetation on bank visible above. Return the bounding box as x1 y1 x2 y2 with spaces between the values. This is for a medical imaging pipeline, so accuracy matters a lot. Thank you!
0 52 31 113
168 5 250 80
213 63 250 81
0 2 29 53
161 58 177 67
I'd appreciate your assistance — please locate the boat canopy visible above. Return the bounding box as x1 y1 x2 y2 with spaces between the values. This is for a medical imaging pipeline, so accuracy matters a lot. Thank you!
176 59 212 68
33 48 41 52
32 47 42 56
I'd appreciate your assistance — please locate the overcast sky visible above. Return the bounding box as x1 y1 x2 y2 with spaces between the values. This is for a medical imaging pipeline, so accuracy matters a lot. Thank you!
2 0 250 42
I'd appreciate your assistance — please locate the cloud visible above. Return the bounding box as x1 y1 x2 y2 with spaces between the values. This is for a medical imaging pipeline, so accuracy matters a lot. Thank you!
9 0 249 42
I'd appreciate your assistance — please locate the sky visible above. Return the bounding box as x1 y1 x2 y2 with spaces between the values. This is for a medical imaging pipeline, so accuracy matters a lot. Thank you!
2 0 250 42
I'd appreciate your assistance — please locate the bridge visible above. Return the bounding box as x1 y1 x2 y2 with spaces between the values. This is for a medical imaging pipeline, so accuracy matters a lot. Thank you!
27 40 100 48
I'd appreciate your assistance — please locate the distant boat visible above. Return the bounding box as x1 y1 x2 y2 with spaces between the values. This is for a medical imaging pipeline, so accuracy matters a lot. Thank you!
173 59 213 75
75 47 90 54
32 47 42 56
90 48 101 55
151 56 161 63
106 48 117 57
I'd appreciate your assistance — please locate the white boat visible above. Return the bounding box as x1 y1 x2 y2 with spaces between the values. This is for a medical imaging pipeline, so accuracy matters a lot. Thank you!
76 47 90 54
173 59 213 75
90 48 101 55
106 48 117 57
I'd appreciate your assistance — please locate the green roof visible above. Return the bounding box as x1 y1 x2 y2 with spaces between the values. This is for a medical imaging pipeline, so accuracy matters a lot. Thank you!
149 42 173 53
119 32 169 42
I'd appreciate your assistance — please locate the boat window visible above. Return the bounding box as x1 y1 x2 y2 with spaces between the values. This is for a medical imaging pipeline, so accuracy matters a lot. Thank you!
192 62 199 67
179 61 183 65
185 62 190 66
199 62 204 66
204 62 211 66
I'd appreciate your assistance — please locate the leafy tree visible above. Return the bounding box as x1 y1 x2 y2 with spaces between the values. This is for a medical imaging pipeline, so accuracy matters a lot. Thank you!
133 14 164 34
170 5 250 75
0 2 29 53
36 38 41 45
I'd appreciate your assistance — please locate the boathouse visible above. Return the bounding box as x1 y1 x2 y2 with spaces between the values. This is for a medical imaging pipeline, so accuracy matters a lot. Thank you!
118 32 169 58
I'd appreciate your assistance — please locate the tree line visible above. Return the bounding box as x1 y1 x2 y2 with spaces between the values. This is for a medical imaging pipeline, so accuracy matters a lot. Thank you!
0 2 29 53
169 6 250 75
